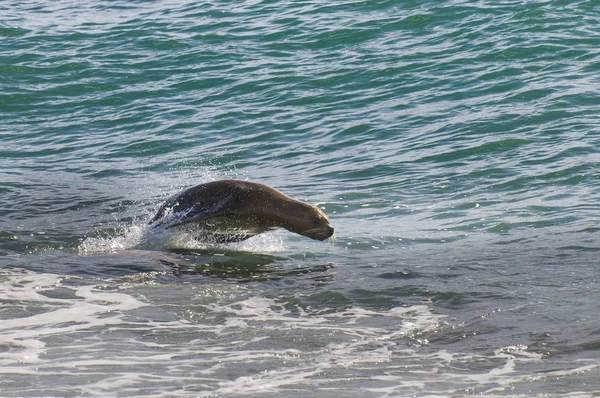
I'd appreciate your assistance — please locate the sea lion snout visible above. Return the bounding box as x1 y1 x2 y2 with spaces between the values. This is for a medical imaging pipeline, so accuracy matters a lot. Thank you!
320 224 335 240
303 224 334 241
297 213 335 241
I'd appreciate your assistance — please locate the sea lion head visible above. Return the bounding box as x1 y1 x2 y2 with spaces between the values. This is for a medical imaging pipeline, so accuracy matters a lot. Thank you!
271 198 335 241
297 205 335 241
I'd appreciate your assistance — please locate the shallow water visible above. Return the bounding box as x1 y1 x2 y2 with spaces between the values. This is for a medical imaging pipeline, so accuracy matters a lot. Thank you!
1 1 599 396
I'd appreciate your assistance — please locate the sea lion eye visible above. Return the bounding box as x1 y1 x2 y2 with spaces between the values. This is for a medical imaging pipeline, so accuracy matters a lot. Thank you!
312 217 320 226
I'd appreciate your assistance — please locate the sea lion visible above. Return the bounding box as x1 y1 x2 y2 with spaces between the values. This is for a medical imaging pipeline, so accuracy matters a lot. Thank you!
149 180 334 243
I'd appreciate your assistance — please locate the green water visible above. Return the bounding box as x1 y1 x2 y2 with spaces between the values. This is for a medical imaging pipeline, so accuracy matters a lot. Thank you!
1 1 599 396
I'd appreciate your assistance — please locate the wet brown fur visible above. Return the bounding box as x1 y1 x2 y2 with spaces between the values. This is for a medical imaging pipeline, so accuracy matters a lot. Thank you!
150 180 334 243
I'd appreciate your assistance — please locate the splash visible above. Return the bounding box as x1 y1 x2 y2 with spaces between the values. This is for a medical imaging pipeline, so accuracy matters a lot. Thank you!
78 220 286 254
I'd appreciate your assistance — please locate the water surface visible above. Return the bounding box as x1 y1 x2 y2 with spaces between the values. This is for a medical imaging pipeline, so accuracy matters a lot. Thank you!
1 1 599 396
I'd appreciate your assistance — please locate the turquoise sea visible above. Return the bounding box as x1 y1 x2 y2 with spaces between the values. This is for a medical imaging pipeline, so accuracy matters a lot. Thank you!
1 1 599 396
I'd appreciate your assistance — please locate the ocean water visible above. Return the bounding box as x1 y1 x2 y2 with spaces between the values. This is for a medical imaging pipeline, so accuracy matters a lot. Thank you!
1 0 599 396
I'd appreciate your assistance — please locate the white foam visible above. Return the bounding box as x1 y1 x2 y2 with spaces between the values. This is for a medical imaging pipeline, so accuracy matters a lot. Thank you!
197 297 446 395
0 274 448 396
2 270 598 397
0 269 147 367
